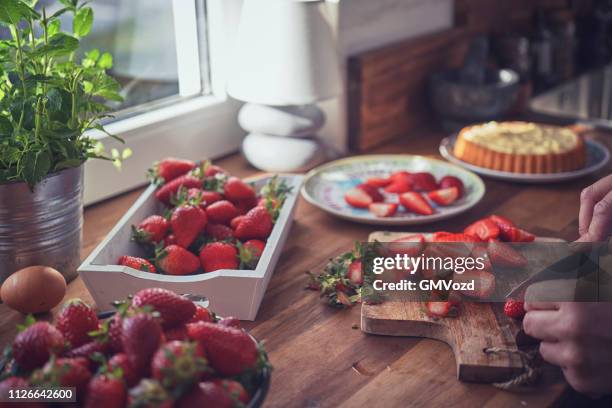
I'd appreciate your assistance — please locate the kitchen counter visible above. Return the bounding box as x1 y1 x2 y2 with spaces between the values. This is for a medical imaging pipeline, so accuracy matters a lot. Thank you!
1 126 610 407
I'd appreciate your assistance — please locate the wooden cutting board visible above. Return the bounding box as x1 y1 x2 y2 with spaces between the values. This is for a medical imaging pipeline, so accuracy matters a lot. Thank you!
361 231 566 383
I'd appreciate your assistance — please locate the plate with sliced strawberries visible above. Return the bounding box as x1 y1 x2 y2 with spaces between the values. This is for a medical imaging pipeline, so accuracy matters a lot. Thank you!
301 155 485 225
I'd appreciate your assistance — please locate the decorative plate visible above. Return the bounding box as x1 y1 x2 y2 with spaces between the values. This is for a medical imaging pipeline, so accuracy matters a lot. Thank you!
301 155 485 225
439 135 610 183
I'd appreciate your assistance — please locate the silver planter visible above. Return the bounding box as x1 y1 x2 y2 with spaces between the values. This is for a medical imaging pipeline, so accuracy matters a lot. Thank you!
0 165 84 284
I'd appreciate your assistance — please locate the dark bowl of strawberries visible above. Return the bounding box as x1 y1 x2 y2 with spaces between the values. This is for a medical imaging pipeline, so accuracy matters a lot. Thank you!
0 288 271 407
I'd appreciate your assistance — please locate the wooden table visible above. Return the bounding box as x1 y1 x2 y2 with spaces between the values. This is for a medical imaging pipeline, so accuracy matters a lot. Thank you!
1 127 610 407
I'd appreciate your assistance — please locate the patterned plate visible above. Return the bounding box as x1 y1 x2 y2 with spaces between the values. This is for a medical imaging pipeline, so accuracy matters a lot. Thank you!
301 155 486 225
440 135 610 183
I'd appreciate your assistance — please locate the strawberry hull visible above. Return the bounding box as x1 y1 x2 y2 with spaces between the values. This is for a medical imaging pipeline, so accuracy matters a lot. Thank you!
79 174 303 321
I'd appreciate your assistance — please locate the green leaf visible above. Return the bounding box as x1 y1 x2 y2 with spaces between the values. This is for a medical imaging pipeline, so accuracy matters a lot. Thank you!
0 116 13 136
73 6 93 38
97 52 113 69
57 0 78 11
22 149 51 186
0 0 38 26
47 18 61 36
32 33 79 58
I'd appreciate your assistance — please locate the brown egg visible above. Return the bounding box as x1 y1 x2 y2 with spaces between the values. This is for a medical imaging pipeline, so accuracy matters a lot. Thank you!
1 266 66 314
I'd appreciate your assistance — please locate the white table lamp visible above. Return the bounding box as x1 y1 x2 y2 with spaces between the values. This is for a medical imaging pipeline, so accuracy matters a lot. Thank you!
228 0 342 172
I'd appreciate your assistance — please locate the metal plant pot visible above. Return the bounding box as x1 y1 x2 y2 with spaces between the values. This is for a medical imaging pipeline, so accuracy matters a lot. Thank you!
0 165 84 284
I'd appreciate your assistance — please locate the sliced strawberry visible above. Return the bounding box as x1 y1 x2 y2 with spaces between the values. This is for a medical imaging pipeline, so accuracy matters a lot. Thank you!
388 234 425 257
427 187 459 206
365 177 391 188
357 183 384 202
368 202 398 217
389 171 411 181
431 232 480 243
384 178 412 194
426 301 452 318
344 188 372 209
439 176 464 197
487 240 528 268
347 260 363 285
454 270 496 299
407 172 438 192
488 215 515 236
501 226 536 243
464 219 500 241
399 192 434 215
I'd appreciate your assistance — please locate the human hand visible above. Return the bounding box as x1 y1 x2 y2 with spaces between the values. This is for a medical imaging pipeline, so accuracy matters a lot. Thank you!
523 301 612 395
577 175 612 242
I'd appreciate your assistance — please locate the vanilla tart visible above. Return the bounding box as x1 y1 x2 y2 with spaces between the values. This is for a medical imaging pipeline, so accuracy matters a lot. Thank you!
454 122 586 174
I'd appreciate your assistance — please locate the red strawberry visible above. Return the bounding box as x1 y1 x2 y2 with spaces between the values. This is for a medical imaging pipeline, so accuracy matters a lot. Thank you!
223 177 255 202
368 202 398 217
108 353 139 387
199 190 224 207
501 226 535 243
132 215 169 244
431 232 481 243
186 322 258 376
85 374 126 408
464 219 500 241
108 313 124 353
200 242 238 272
118 256 156 273
13 322 65 370
204 164 226 177
206 200 239 225
56 299 99 348
128 379 173 408
488 214 515 234
121 313 163 373
357 183 384 202
347 260 363 285
239 239 265 269
218 317 240 329
344 188 372 208
399 192 434 215
230 215 246 230
171 205 208 248
65 340 109 368
178 381 234 408
389 234 425 257
389 171 410 180
33 357 92 395
212 379 250 404
427 187 459 206
150 158 196 183
189 305 214 324
151 341 208 389
426 301 452 317
454 270 496 299
132 288 196 329
384 175 412 194
439 176 464 197
234 206 273 240
487 240 528 268
156 245 200 275
163 234 177 247
407 172 438 191
165 326 188 341
206 223 235 240
504 298 525 319
365 177 391 188
235 196 258 215
155 175 202 205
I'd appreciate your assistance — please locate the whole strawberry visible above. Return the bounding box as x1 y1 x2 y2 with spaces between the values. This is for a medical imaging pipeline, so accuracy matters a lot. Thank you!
504 298 525 319
32 357 92 396
65 340 109 369
151 341 208 389
108 313 124 353
223 177 255 202
156 245 200 275
189 305 214 324
234 206 273 240
206 223 235 240
213 379 250 404
56 299 99 348
150 158 196 183
155 175 202 205
239 239 265 269
171 204 208 248
118 256 157 273
128 379 173 408
132 215 169 244
84 373 126 408
199 242 238 272
235 196 258 215
186 322 258 376
178 381 235 408
108 353 139 387
131 288 196 329
13 321 65 370
206 200 239 225
121 313 163 374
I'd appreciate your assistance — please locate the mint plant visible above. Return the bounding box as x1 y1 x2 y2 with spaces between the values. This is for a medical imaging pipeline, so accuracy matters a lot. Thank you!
0 0 125 187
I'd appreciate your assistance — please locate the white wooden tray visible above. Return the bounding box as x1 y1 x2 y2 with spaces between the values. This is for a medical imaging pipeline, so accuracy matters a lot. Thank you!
79 174 303 320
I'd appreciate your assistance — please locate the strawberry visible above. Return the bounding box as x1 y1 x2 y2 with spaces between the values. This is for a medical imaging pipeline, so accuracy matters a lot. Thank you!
171 204 208 248
151 341 208 389
223 177 255 202
56 299 99 348
488 215 516 239
464 218 500 241
206 223 235 240
230 215 246 230
439 176 464 197
128 379 173 408
218 317 240 329
121 313 163 374
388 234 425 257
108 313 124 353
426 301 452 318
357 183 384 202
239 239 265 269
454 270 496 299
195 189 223 207
163 234 177 247
368 202 398 217
149 158 196 183
165 326 188 341
431 232 480 243
189 305 214 324
204 163 226 177
407 172 438 191
389 171 410 181
235 196 258 215
347 260 363 285
186 322 258 376
132 288 196 329
234 206 273 240
384 173 412 194
65 340 109 368
155 175 202 205
132 215 169 244
33 357 92 396
487 240 528 268
206 200 239 225
200 242 238 272
108 353 139 387
156 245 200 275
501 226 535 243
13 321 65 370
504 298 525 319
84 373 126 408
365 177 391 188
178 381 235 408
399 192 434 215
118 256 156 273
427 187 459 206
213 379 250 404
344 188 372 208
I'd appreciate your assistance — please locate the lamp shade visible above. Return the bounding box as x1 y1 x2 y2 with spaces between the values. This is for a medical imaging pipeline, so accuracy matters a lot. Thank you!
227 0 342 106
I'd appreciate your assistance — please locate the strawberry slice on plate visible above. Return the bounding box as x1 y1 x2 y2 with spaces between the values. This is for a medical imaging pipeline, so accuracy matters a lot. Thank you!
454 270 496 299
344 188 372 209
399 192 434 215
365 177 391 188
487 240 528 268
384 176 412 194
368 202 398 217
464 218 500 241
357 183 384 202
407 172 438 192
427 187 459 206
